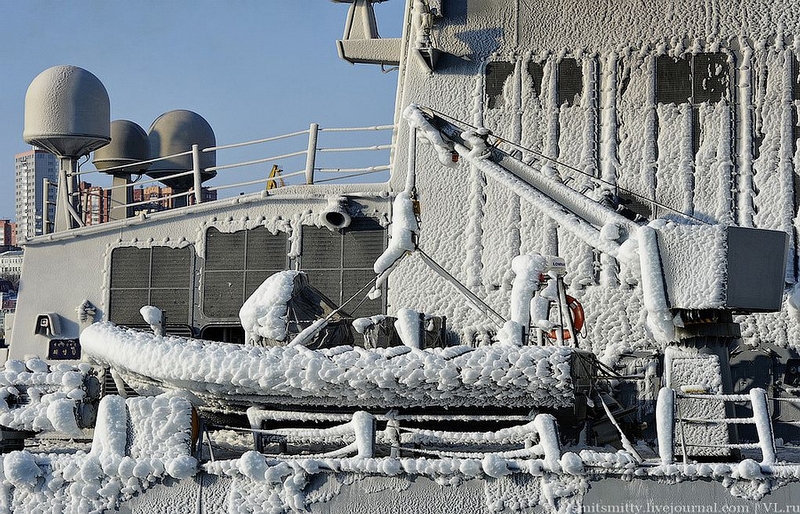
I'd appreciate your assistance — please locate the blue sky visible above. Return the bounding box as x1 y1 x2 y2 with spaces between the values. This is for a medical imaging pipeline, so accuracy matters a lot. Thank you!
0 1 405 220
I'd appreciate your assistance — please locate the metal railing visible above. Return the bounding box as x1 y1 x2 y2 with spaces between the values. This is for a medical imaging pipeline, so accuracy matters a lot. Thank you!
656 387 779 466
49 123 395 231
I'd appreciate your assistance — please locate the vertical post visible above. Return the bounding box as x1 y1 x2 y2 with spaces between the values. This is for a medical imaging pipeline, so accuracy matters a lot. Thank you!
750 388 776 466
110 175 133 221
42 178 50 235
352 411 375 458
54 157 83 232
405 126 417 193
656 387 675 465
305 123 319 185
192 144 203 205
533 413 562 471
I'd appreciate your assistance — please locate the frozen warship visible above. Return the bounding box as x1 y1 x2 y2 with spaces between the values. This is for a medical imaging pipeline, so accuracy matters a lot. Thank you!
2 0 800 512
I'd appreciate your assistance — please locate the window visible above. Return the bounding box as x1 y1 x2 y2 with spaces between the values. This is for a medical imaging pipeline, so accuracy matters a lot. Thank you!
485 61 515 109
656 53 728 105
109 246 193 326
203 227 289 318
299 218 387 319
527 61 545 98
557 58 583 106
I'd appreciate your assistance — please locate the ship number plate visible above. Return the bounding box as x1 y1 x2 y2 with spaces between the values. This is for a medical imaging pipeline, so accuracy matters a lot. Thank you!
48 339 81 360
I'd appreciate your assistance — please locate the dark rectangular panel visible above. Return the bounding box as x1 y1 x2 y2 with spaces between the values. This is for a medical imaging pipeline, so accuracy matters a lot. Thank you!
150 287 191 324
301 227 341 269
203 271 245 318
656 55 691 104
485 61 515 109
527 61 544 97
303 269 342 306
244 269 283 298
342 269 382 319
246 227 288 270
343 229 385 268
206 228 245 270
151 246 192 288
693 53 728 104
109 288 149 325
557 58 583 107
110 247 150 288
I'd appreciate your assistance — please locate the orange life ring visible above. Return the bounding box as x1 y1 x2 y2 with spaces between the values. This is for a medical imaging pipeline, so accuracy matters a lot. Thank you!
547 295 584 340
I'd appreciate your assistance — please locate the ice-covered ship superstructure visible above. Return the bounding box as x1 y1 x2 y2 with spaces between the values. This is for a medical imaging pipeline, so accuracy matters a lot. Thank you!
3 0 800 512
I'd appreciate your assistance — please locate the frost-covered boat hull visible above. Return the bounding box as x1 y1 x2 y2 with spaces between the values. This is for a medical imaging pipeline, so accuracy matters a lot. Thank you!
82 322 593 413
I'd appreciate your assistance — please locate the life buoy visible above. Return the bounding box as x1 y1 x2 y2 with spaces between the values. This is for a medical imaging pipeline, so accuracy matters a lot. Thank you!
547 295 584 341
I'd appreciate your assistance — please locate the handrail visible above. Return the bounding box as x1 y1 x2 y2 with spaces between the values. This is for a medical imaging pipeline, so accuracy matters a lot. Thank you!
657 387 777 466
47 122 395 232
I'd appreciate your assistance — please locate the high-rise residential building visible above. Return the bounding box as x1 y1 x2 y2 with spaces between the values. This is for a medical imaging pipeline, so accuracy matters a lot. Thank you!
79 182 111 225
0 220 16 247
15 149 57 240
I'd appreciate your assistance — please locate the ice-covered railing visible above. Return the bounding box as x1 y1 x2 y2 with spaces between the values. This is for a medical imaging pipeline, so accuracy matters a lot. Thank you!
656 387 778 466
45 122 394 230
244 407 563 465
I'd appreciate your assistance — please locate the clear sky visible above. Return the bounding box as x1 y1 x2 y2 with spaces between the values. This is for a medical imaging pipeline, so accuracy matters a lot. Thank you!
0 0 405 220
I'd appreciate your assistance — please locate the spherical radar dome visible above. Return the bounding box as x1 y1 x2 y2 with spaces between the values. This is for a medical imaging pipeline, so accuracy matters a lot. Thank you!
23 65 111 157
147 109 216 191
93 120 151 176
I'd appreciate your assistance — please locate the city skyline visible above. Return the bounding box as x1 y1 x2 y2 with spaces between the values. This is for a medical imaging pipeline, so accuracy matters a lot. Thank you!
0 1 405 220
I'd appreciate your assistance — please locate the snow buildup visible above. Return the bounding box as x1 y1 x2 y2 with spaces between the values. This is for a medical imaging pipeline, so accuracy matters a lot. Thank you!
395 308 422 348
139 305 164 335
352 315 386 334
637 225 675 343
462 128 491 159
373 191 419 277
508 254 547 334
497 320 524 346
239 270 300 344
0 393 195 512
600 222 620 241
403 104 456 167
0 359 94 436
81 322 578 409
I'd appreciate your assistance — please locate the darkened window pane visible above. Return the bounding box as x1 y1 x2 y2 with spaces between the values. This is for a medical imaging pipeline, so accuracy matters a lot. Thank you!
656 55 691 104
109 289 149 325
794 55 800 102
342 269 381 318
203 271 244 318
485 61 515 109
343 219 385 269
303 269 342 306
246 226 288 270
693 53 728 103
206 228 245 270
558 58 583 106
150 287 191 323
203 227 290 319
527 61 545 98
244 270 280 298
152 246 191 288
110 247 150 288
301 227 342 269
110 246 193 325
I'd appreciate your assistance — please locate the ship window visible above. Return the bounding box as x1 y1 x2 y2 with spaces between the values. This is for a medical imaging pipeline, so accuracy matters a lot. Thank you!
300 217 386 320
485 61 515 109
693 53 727 103
557 58 583 106
527 61 545 98
656 53 728 105
109 246 193 326
202 227 289 318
